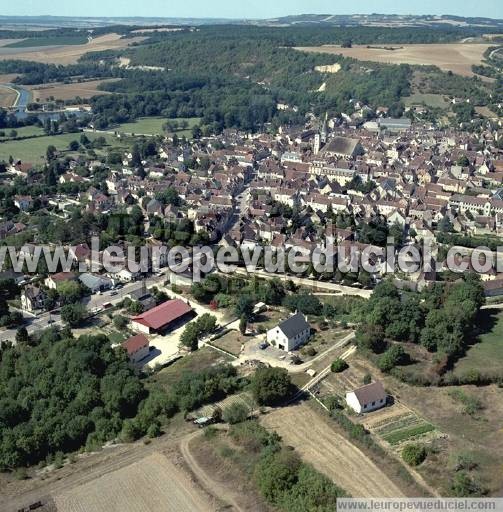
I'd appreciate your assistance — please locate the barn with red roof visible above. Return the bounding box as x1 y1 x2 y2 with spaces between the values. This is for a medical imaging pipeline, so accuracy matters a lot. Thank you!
130 299 194 334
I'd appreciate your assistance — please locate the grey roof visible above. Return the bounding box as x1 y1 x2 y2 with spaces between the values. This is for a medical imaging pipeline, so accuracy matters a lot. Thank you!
324 136 360 156
79 273 111 290
352 381 386 405
278 313 310 339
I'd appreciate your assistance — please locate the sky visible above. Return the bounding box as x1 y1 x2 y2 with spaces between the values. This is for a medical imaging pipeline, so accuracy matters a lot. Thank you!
2 0 502 20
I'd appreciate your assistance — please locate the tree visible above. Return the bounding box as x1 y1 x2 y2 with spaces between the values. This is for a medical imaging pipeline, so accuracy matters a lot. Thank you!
113 315 128 331
331 358 349 373
239 314 248 336
223 402 249 424
378 345 407 372
57 281 83 305
251 367 292 406
235 295 254 319
15 327 29 344
61 303 86 327
68 140 79 151
402 444 427 466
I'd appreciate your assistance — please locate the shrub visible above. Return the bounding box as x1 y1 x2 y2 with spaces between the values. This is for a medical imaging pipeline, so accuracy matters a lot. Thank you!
363 373 372 385
331 358 349 373
402 444 427 466
223 402 249 424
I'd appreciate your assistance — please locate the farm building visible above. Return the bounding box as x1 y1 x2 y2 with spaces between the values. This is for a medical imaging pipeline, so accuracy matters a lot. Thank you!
130 299 194 334
346 381 387 414
122 333 150 364
267 312 311 352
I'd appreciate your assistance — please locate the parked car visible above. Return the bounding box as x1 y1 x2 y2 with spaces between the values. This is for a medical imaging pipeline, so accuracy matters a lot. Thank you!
259 342 268 350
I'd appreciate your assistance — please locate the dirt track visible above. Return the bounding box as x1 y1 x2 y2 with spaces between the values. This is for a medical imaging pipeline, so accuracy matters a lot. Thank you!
180 431 245 512
260 403 405 498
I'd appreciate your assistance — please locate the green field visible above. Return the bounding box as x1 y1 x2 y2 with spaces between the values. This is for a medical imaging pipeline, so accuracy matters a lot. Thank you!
114 117 200 137
0 132 125 162
5 36 88 48
454 309 503 378
0 125 45 140
403 93 449 109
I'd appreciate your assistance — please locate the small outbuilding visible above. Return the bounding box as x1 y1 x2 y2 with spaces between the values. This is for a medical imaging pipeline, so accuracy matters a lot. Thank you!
346 381 387 414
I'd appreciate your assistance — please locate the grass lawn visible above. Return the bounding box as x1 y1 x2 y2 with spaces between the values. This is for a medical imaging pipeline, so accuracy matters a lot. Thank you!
403 93 449 108
114 117 200 137
453 309 503 378
148 347 233 391
5 36 88 48
0 131 124 162
0 125 45 140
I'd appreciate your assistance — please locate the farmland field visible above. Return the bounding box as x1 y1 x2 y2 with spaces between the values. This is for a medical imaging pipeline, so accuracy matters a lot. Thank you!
52 452 211 512
0 132 123 162
0 84 17 107
295 43 492 77
4 35 89 48
114 117 200 137
27 79 118 102
403 93 450 108
260 403 405 497
0 125 45 140
0 33 146 64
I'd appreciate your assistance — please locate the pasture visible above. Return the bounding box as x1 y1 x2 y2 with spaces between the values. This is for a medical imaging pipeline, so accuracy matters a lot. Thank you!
296 43 492 77
0 132 122 162
0 33 146 64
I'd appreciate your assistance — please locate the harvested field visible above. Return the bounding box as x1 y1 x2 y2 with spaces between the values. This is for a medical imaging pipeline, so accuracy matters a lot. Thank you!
0 84 17 107
27 79 118 102
260 403 405 497
296 43 492 77
0 34 146 65
52 452 212 512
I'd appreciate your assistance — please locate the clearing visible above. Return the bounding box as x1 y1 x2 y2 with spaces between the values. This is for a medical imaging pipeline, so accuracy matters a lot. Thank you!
27 79 118 102
260 402 405 497
114 116 200 137
453 309 503 380
0 33 146 65
296 43 492 77
53 452 211 512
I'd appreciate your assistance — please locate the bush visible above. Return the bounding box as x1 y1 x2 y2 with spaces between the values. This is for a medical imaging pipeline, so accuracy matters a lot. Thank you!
402 444 427 466
331 358 349 373
363 373 372 385
378 345 407 373
223 402 249 424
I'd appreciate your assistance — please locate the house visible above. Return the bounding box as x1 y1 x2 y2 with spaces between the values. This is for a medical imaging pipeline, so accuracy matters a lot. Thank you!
130 299 194 334
122 334 150 364
21 286 46 312
45 272 77 290
14 195 33 212
266 312 311 352
346 381 387 414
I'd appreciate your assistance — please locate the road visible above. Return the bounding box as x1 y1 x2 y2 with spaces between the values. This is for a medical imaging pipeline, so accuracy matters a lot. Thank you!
227 267 372 297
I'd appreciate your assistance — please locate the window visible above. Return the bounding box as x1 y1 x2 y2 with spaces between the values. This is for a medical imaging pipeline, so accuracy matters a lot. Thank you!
372 401 375 406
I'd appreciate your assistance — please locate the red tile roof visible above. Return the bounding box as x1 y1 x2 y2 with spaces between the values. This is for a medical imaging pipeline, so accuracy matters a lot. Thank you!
122 334 149 355
132 299 192 330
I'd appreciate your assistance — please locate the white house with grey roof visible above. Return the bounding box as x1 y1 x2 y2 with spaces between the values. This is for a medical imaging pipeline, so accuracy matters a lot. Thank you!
346 381 387 414
266 312 311 352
